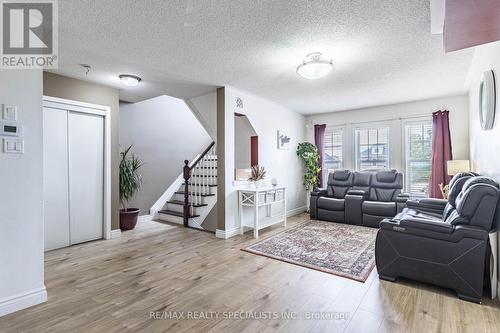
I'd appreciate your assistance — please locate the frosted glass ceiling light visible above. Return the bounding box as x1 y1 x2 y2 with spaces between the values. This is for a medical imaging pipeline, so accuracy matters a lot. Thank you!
296 52 333 80
119 74 142 87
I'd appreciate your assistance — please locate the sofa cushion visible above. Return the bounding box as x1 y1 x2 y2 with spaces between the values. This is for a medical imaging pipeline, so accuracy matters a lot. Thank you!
362 201 396 217
317 197 345 210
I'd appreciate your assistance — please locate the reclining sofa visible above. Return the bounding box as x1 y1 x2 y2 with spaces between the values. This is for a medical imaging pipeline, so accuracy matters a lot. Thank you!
375 172 500 303
310 169 409 227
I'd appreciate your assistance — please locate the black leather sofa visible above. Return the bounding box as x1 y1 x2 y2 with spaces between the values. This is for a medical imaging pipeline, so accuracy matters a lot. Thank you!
375 173 500 303
310 169 409 227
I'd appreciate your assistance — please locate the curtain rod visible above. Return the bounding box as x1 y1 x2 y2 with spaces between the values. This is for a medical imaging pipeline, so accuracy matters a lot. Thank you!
308 112 432 128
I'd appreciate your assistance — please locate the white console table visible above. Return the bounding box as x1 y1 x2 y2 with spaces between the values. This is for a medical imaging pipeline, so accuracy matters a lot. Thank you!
238 186 286 239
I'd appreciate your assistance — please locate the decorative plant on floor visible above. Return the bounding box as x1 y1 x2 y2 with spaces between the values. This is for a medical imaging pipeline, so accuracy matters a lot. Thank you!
119 145 144 231
296 142 321 191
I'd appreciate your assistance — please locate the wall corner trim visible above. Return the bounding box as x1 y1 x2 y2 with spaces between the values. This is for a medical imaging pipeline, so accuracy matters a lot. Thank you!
110 229 122 239
0 287 47 317
216 227 239 239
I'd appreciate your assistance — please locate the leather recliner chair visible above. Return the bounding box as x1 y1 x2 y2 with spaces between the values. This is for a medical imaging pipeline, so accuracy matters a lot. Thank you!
375 176 500 303
310 169 408 227
360 170 408 227
311 170 353 223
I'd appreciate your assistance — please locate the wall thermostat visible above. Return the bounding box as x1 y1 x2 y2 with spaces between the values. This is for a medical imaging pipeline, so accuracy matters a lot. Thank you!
0 121 22 136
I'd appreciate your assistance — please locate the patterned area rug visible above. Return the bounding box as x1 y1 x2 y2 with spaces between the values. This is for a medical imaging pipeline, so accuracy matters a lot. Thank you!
242 221 378 282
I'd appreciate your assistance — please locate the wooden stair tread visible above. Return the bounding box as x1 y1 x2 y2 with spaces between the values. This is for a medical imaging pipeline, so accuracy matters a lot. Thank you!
182 183 217 187
174 191 215 197
158 210 200 218
167 200 207 207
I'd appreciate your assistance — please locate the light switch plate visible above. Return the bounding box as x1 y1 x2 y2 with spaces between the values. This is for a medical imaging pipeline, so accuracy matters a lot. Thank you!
2 105 17 121
3 138 23 154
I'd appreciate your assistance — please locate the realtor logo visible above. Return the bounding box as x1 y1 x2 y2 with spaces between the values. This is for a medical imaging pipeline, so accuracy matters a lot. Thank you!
1 0 58 69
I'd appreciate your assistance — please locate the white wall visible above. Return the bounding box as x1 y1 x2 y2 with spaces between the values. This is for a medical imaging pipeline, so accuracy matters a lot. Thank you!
306 95 470 173
188 92 217 141
468 41 500 179
119 95 212 214
0 70 46 316
221 87 307 234
467 41 500 299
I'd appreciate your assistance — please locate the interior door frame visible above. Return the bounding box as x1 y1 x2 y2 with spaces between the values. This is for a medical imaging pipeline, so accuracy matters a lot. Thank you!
42 95 112 240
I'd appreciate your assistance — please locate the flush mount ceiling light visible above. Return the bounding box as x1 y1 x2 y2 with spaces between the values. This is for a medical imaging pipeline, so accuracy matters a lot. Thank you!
119 74 142 87
296 52 333 80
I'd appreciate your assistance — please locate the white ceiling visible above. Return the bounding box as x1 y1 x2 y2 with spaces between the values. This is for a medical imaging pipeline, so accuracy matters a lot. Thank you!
52 0 474 114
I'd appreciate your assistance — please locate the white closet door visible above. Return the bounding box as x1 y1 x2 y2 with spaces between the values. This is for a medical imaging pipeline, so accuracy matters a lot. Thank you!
68 112 104 244
43 107 70 251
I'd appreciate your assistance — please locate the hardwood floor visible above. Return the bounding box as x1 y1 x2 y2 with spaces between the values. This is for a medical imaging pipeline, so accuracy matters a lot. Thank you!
1 213 500 333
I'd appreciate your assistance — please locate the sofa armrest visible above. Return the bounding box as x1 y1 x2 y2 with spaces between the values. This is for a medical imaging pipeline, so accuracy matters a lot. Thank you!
406 198 447 215
380 218 488 241
399 217 454 234
395 193 410 203
347 189 367 197
345 193 364 225
311 188 327 197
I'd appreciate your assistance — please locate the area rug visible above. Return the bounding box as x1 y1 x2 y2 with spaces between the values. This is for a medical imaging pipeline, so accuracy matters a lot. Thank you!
242 221 378 282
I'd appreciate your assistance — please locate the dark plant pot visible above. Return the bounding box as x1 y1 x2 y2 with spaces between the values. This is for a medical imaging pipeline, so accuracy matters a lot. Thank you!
120 208 140 231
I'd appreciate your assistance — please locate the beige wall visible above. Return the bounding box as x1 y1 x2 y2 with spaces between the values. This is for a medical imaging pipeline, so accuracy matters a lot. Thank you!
306 95 470 172
43 72 120 230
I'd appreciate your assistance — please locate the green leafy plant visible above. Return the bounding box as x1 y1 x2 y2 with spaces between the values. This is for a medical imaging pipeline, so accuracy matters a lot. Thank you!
296 142 321 190
248 165 266 181
119 145 144 211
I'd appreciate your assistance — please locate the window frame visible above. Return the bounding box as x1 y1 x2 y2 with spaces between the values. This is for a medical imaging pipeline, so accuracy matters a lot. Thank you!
354 125 390 171
402 117 433 197
323 125 345 184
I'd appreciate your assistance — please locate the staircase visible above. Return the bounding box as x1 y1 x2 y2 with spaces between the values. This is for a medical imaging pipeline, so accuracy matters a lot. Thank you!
154 142 217 230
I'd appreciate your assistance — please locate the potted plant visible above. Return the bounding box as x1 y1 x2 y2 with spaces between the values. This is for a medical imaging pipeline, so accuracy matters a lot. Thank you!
296 142 321 210
249 165 266 187
119 145 143 231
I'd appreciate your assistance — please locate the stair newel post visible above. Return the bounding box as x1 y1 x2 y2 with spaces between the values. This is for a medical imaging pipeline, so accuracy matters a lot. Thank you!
183 160 191 227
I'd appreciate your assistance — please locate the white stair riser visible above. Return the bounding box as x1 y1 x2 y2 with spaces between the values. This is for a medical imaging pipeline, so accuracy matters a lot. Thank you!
165 203 204 214
157 213 183 225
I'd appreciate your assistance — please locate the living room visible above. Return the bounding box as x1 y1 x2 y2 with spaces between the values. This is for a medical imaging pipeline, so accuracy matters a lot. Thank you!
1 1 500 332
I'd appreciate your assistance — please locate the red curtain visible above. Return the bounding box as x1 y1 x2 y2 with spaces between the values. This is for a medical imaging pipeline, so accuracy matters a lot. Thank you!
314 124 326 187
429 111 453 198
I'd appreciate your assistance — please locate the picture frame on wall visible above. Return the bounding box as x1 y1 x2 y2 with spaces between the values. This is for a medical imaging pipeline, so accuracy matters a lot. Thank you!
277 130 290 150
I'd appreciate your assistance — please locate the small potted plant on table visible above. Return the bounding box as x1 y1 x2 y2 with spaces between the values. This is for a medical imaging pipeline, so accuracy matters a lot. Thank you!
119 145 143 231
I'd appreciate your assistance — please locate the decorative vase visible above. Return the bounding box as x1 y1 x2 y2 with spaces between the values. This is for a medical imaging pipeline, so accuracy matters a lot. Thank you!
120 208 140 231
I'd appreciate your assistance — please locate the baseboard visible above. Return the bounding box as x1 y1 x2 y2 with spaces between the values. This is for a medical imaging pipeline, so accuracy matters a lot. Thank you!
110 229 122 239
287 206 307 217
0 287 47 317
216 227 240 239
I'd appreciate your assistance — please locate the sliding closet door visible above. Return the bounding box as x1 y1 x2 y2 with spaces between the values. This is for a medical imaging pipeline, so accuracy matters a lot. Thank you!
43 107 70 251
68 112 104 244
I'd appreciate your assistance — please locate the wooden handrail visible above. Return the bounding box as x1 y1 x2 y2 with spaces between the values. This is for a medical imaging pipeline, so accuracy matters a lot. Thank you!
183 141 216 227
189 141 215 171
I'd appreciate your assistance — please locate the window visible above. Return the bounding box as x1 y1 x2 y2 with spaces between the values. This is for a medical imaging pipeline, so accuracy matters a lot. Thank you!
355 127 389 170
323 127 343 184
404 121 433 197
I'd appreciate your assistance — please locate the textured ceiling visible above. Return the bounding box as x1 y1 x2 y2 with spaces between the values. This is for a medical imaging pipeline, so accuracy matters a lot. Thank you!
52 0 473 114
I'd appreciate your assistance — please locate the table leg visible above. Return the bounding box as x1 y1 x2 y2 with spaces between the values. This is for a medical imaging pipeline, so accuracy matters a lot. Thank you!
254 202 259 239
239 192 244 235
